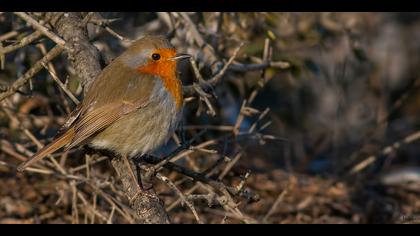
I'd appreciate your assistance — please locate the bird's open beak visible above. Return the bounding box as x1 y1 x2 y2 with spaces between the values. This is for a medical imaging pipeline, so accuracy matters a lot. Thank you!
171 53 192 61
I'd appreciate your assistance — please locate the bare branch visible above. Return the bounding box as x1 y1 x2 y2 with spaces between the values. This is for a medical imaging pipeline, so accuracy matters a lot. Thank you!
44 12 102 92
156 173 203 224
183 42 244 96
0 31 42 55
0 45 63 101
14 12 67 48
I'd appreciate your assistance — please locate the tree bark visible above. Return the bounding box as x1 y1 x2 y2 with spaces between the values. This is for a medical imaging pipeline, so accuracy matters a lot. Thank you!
44 12 101 92
111 157 170 224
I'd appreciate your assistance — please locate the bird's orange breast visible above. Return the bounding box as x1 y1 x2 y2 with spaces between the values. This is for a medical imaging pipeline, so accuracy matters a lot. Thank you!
137 49 183 109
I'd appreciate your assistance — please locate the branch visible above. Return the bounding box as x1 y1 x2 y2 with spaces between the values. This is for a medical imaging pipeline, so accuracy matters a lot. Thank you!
156 173 203 224
14 12 67 48
142 155 260 203
350 130 420 174
0 45 63 101
182 43 290 97
111 157 170 223
183 42 244 96
44 12 102 92
0 30 42 55
229 61 290 72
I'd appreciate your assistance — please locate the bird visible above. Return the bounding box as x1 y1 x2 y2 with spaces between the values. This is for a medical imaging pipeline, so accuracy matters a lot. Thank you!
17 35 191 172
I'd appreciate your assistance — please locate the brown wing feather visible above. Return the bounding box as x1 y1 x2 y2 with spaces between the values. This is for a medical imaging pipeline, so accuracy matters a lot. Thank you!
66 100 149 150
65 61 157 150
56 103 82 136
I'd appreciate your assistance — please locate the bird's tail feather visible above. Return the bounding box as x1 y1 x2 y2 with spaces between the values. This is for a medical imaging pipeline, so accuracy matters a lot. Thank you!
17 128 75 172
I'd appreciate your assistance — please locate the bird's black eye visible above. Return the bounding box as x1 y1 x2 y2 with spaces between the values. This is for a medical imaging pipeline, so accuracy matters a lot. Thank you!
152 53 161 61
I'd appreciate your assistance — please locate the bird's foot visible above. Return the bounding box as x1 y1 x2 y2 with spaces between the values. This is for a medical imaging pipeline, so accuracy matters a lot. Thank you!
133 155 156 191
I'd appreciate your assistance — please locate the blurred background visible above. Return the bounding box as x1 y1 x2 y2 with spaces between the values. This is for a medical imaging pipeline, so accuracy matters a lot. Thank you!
1 12 420 224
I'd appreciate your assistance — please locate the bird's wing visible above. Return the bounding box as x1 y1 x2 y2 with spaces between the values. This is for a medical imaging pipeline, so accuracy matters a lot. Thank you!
17 99 149 172
66 99 149 150
56 103 82 136
65 59 158 150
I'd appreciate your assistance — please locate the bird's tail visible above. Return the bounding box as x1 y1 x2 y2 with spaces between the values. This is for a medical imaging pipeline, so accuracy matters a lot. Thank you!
17 127 75 172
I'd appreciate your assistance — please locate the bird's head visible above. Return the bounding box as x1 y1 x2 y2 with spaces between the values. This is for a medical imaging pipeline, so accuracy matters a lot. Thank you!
121 35 190 78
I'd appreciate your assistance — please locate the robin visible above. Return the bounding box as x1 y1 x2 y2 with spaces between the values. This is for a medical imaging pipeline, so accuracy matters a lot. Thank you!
17 35 190 172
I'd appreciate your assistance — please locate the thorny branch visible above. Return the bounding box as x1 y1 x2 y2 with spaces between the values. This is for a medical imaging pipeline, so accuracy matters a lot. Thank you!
0 45 63 101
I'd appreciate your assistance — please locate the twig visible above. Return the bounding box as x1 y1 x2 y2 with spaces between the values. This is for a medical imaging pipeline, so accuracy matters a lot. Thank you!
88 15 129 42
183 42 244 96
0 30 21 42
209 42 244 85
0 45 63 101
204 208 258 223
2 105 67 174
70 156 108 172
262 188 288 223
70 180 80 224
189 56 206 83
77 191 108 223
218 152 243 180
0 41 4 70
156 173 203 224
152 129 208 171
167 185 200 211
1 140 29 162
142 155 259 203
106 206 116 224
91 192 97 224
229 61 290 72
183 125 234 132
179 12 217 61
88 17 121 26
350 130 420 174
0 31 42 55
84 180 135 223
249 38 271 104
37 44 80 105
14 12 68 48
233 100 248 135
249 108 270 134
